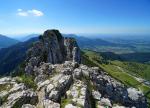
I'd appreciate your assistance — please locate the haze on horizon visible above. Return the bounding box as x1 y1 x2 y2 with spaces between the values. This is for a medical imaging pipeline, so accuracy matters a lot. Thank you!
0 0 150 36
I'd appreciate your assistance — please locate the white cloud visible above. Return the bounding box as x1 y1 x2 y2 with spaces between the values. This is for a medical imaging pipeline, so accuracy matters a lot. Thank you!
28 9 44 16
18 12 28 16
17 9 22 12
17 9 44 17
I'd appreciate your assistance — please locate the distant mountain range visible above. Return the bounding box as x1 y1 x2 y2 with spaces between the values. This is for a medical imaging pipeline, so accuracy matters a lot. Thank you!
0 34 19 49
13 34 39 42
0 37 38 75
63 34 135 50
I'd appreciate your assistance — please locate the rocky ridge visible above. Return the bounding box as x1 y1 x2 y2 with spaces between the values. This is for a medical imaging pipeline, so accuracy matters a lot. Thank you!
0 30 147 108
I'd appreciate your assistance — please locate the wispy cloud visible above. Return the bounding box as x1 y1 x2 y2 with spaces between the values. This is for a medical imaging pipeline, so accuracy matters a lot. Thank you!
17 9 44 17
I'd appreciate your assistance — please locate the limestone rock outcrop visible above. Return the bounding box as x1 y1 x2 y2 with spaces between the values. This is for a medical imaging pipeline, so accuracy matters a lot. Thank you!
0 77 38 108
0 30 147 108
0 62 147 108
25 30 81 75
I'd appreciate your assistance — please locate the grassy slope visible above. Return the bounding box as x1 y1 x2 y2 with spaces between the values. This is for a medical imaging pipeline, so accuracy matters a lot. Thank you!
82 50 150 104
110 61 150 81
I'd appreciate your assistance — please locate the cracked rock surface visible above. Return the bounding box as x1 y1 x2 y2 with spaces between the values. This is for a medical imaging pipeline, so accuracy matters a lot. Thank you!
0 61 147 108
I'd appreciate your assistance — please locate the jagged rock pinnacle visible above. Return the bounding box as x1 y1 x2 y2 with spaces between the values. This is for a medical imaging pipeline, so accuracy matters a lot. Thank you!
25 29 81 75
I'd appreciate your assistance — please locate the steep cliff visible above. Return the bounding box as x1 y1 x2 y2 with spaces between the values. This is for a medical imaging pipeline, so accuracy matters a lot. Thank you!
25 30 81 75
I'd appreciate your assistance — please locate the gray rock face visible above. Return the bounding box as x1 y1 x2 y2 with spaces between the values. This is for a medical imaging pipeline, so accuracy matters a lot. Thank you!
65 104 77 108
64 38 81 63
0 61 147 108
9 83 26 93
25 30 81 75
21 104 36 108
25 57 40 75
98 97 112 107
2 89 38 108
33 63 54 83
43 99 60 108
92 90 101 100
73 68 82 79
47 75 73 102
127 87 143 101
0 77 15 85
90 69 147 108
42 30 65 64
65 80 91 108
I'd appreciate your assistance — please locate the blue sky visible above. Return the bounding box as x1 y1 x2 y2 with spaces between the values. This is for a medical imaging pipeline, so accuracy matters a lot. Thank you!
0 0 150 35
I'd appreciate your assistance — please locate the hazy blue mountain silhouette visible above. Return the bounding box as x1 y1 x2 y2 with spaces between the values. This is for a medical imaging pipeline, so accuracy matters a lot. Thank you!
0 34 19 49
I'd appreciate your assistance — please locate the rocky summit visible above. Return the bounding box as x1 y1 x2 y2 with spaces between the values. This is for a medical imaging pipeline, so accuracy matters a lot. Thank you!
0 30 147 108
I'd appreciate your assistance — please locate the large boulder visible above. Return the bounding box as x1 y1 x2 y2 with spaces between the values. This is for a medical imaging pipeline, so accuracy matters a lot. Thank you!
48 75 73 102
21 104 36 108
127 88 146 107
43 99 60 108
92 90 101 100
73 68 82 79
99 98 112 107
9 83 26 93
2 89 38 108
65 104 77 108
0 77 15 85
127 88 143 101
